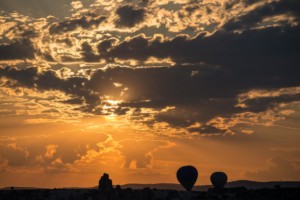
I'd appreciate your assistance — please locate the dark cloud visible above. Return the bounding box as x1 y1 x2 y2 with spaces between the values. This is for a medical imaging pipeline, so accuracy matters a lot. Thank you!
81 38 116 63
0 66 37 87
100 25 300 72
0 66 100 111
223 0 300 31
1 24 300 134
188 125 227 135
114 5 146 28
81 42 99 62
1 58 299 134
241 94 300 113
98 38 117 54
49 15 106 34
103 54 298 131
87 64 299 132
243 0 260 5
62 97 84 105
0 39 35 60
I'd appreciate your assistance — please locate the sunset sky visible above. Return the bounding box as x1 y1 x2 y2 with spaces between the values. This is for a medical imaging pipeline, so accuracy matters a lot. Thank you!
0 0 300 188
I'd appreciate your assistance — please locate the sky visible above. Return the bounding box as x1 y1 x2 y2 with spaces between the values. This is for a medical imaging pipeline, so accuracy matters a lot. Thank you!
0 0 300 188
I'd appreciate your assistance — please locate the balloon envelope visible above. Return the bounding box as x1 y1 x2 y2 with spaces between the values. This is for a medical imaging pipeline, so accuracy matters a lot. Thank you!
176 165 198 191
210 172 228 189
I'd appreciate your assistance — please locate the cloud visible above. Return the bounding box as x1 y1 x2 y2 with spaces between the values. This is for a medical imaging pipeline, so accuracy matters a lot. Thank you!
0 66 101 112
0 132 115 172
44 144 58 159
223 0 300 31
71 1 83 11
238 94 300 113
0 143 29 166
100 25 300 69
245 157 300 181
120 139 175 169
114 5 146 28
1 14 300 135
1 62 299 135
81 42 100 62
225 0 260 10
0 39 35 60
3 0 298 64
49 14 107 34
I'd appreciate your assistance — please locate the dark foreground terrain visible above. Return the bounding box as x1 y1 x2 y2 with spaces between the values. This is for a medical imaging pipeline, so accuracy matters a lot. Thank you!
1 187 300 200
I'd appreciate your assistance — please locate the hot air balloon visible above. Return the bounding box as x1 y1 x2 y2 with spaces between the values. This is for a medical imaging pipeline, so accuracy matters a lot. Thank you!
176 165 198 191
210 172 228 189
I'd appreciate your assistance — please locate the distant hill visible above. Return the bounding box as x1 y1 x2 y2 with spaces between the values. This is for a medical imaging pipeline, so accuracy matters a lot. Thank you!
2 180 300 191
121 183 183 191
121 181 300 191
225 180 300 190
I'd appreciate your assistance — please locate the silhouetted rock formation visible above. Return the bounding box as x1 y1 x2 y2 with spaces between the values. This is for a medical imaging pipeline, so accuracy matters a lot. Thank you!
98 173 114 199
99 173 113 192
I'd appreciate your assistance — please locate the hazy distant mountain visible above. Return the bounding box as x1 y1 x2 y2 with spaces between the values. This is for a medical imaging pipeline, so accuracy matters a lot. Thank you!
121 181 300 191
121 183 183 191
225 180 300 190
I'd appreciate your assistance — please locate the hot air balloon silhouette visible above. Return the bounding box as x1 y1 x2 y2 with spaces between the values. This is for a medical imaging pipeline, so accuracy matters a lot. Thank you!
210 172 228 189
176 165 198 191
